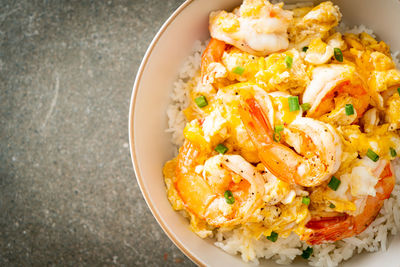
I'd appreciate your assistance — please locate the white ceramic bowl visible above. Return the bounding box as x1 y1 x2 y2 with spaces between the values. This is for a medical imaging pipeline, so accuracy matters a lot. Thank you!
129 0 400 266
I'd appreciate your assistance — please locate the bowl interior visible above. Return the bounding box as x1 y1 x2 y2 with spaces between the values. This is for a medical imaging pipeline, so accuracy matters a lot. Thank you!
130 0 400 266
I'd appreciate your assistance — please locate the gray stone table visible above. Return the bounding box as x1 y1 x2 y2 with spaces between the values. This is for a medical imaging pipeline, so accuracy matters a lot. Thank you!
0 0 196 266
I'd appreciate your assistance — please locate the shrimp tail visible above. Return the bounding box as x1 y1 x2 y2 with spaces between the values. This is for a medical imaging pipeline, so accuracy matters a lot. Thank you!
239 98 275 149
305 215 353 245
239 97 303 185
201 38 227 83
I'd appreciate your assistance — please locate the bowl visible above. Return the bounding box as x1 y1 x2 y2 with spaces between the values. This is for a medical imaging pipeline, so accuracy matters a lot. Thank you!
129 0 400 266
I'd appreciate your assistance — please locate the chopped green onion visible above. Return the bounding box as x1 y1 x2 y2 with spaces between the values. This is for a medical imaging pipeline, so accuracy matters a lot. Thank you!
215 143 228 154
273 132 282 142
288 96 300 112
398 87 400 96
274 124 284 133
366 148 379 162
390 147 397 157
301 247 313 259
267 231 278 242
285 55 293 68
301 103 311 111
328 176 341 191
329 203 336 209
302 46 309 52
334 48 343 62
302 196 311 205
345 104 354 115
233 66 245 75
194 95 208 108
224 190 235 205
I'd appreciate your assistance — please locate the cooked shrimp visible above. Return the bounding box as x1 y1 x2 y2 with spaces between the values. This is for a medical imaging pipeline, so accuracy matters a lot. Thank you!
303 161 395 245
209 0 292 57
175 140 265 227
201 38 228 85
302 64 370 121
239 97 342 187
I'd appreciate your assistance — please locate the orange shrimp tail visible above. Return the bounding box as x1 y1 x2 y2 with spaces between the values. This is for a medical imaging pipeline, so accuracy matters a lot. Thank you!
201 38 227 81
239 98 302 185
305 214 353 245
239 98 274 145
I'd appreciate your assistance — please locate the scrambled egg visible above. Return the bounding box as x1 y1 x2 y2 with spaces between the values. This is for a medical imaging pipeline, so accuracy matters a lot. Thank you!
163 0 400 243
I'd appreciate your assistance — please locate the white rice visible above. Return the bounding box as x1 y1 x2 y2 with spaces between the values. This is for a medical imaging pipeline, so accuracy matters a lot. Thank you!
337 22 376 37
165 28 400 267
271 1 314 9
165 40 205 151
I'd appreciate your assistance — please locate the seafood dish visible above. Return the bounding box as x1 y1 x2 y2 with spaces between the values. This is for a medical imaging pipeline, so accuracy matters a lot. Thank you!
163 1 400 266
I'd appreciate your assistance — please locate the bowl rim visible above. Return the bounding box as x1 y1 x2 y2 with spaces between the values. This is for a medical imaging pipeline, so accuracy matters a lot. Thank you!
128 0 204 266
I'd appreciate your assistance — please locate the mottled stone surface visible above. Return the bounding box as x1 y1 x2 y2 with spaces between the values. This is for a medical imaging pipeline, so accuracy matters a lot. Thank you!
0 0 195 266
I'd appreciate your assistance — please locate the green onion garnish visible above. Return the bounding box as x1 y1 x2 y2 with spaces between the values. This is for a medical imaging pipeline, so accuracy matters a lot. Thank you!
274 124 284 133
233 66 245 75
273 132 282 142
334 48 343 62
366 148 379 162
390 147 397 157
329 203 336 209
267 231 278 242
194 95 208 108
224 190 235 204
288 96 300 112
301 103 311 111
345 104 354 115
302 46 309 52
285 55 293 68
328 176 341 191
302 196 311 205
301 247 313 259
215 143 228 154
397 87 400 96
